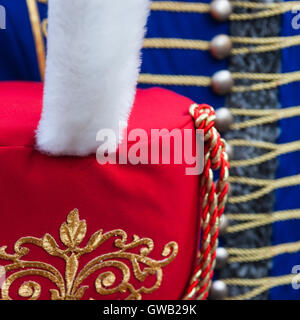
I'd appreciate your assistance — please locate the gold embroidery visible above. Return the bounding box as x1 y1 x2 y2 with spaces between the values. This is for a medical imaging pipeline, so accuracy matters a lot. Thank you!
0 209 178 300
26 0 46 81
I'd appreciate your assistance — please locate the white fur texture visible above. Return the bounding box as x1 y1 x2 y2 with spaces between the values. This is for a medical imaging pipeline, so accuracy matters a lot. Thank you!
37 0 151 156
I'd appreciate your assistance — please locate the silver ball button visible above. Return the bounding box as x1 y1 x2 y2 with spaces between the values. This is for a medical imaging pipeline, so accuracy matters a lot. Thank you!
219 214 229 235
210 0 233 22
216 247 229 269
209 280 228 300
225 141 234 160
228 183 233 197
215 107 234 132
212 70 233 95
210 34 232 60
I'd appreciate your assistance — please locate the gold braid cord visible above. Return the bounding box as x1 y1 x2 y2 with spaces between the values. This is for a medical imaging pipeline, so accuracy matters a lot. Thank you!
184 104 230 300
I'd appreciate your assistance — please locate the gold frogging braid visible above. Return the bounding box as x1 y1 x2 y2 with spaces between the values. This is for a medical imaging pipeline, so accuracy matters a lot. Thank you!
144 35 300 55
139 71 300 92
41 18 48 38
0 209 178 300
151 1 300 20
184 104 230 300
26 0 46 81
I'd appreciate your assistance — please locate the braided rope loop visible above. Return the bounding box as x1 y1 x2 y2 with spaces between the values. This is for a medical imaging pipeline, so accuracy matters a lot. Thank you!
184 104 230 300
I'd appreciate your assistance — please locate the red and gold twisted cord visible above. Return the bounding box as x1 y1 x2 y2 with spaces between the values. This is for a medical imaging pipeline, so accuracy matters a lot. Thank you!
184 104 230 300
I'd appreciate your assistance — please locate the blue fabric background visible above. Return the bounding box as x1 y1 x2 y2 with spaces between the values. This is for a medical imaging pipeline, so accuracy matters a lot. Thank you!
140 0 228 107
0 0 39 80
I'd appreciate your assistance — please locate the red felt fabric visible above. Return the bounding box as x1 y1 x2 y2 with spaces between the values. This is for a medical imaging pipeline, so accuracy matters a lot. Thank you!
0 82 201 300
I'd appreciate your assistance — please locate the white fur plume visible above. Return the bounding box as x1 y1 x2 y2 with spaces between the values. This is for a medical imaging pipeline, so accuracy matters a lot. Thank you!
37 0 151 156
